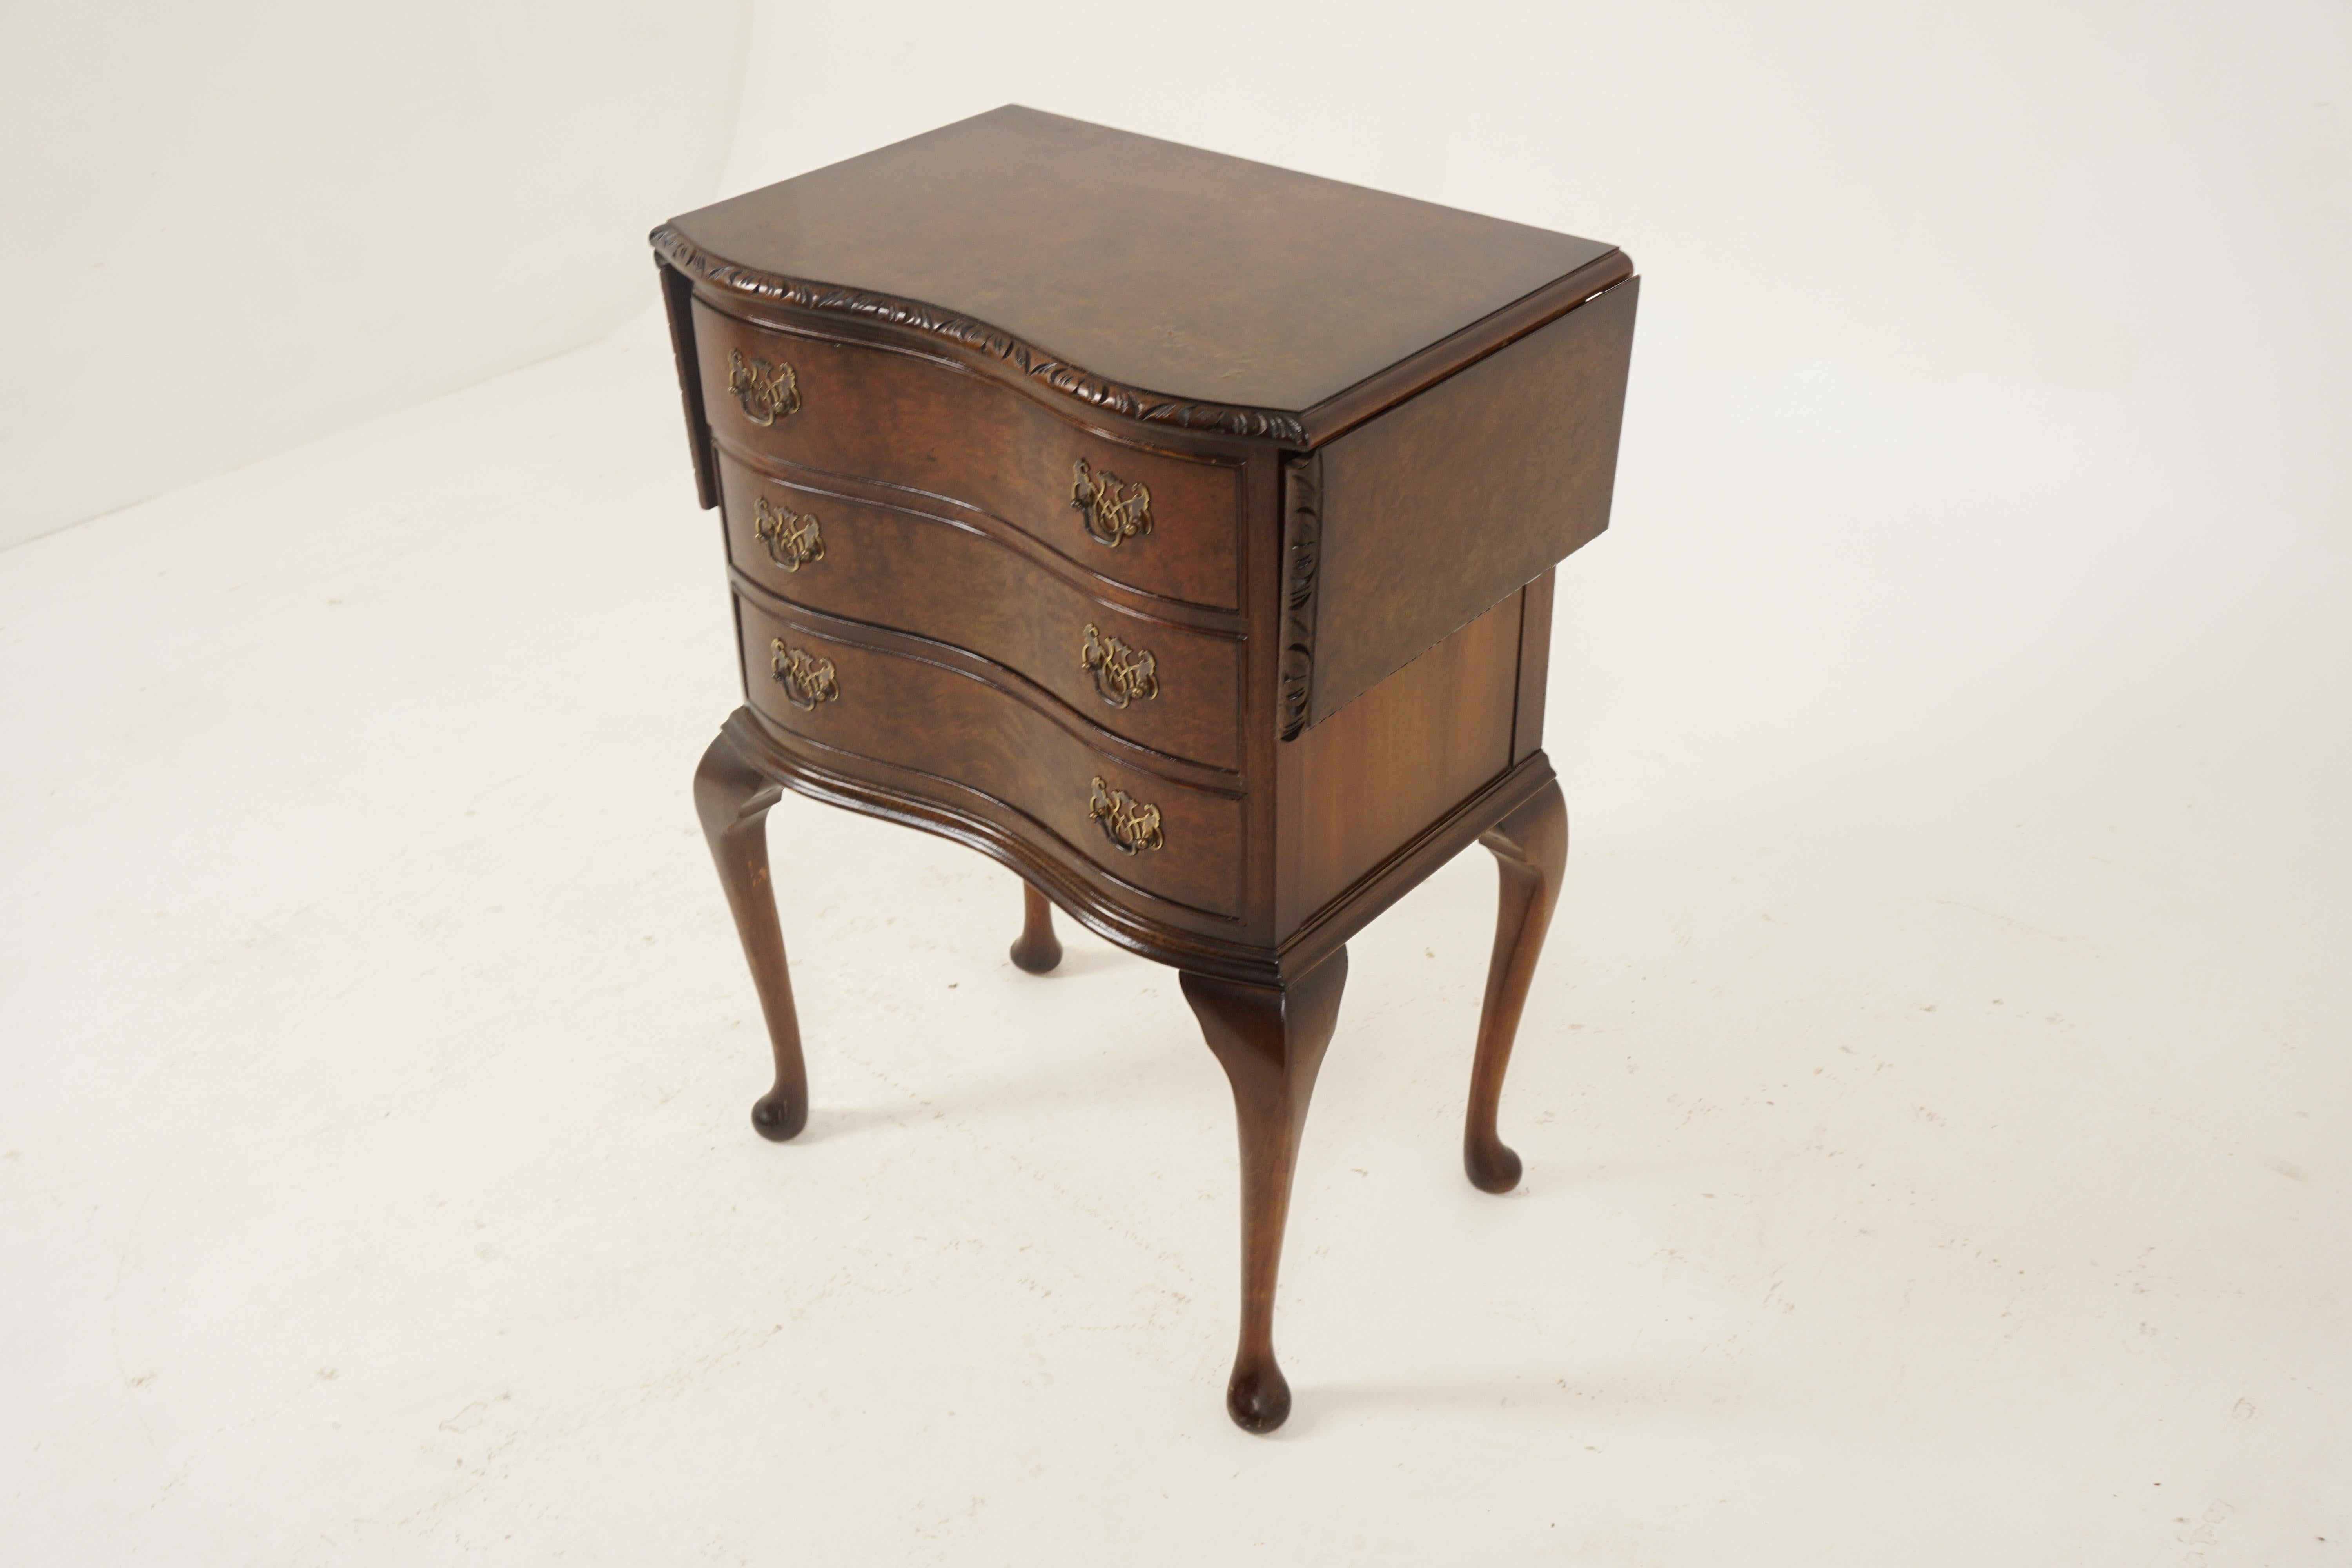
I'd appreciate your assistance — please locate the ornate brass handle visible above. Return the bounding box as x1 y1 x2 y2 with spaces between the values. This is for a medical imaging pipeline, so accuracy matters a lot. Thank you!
769 640 839 710
754 496 824 571
1087 776 1164 855
1070 458 1151 548
728 348 802 426
1080 623 1158 709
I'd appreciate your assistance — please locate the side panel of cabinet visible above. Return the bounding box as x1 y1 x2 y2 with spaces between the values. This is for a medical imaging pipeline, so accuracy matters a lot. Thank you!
1274 591 1524 934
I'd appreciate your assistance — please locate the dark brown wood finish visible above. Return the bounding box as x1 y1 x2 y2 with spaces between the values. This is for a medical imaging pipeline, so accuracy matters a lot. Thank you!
1297 250 1634 445
695 301 1246 609
1310 277 1639 724
1276 592 1524 929
659 105 1619 435
660 107 1637 1434
1511 568 1556 764
735 590 1246 922
1465 780 1569 1193
1182 948 1348 1433
694 723 807 1141
715 452 1244 769
1009 884 1062 974
657 260 718 510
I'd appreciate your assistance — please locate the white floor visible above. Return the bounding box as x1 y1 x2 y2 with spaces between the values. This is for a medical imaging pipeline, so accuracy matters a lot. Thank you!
4 309 2347 1564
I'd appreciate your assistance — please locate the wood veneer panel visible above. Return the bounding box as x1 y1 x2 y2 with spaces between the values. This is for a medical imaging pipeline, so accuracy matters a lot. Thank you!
657 261 717 509
1311 277 1637 726
1281 593 1522 928
661 105 1619 435
695 301 1244 609
716 454 1244 769
1512 568 1555 764
738 595 1243 920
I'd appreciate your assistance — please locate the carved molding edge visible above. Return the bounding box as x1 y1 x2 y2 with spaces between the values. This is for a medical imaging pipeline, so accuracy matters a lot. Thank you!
1278 452 1323 740
651 224 1310 445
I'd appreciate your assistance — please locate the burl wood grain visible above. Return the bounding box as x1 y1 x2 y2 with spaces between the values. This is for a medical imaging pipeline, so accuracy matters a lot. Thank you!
665 105 1618 425
715 452 1243 771
736 591 1244 919
1311 276 1637 724
695 301 1245 609
1009 884 1063 974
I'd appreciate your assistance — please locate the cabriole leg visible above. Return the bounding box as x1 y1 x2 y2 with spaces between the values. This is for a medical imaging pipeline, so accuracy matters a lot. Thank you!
693 720 809 1142
1464 779 1569 1192
1181 949 1349 1434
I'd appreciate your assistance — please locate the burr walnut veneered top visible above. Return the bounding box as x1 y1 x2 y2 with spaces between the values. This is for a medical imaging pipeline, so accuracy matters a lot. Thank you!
655 105 1626 439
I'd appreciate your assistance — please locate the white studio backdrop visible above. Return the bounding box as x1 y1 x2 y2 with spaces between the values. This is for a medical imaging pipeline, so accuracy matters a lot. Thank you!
3 3 2350 1561
0 2 753 552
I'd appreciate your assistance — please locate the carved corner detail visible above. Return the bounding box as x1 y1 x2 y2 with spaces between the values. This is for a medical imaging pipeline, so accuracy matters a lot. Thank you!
1278 452 1322 740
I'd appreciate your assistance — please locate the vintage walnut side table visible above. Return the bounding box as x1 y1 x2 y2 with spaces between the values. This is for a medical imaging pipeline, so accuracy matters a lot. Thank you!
654 107 1637 1433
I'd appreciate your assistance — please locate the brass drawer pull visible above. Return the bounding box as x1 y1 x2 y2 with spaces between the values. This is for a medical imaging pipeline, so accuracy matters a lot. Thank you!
1080 623 1158 709
1070 458 1151 548
755 496 824 571
1087 776 1163 855
769 640 839 710
729 348 802 425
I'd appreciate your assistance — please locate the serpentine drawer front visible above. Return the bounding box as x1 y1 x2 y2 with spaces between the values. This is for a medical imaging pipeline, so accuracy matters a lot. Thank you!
658 105 1638 1435
692 301 1245 610
715 452 1243 770
735 592 1245 920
